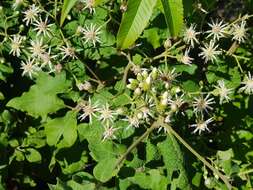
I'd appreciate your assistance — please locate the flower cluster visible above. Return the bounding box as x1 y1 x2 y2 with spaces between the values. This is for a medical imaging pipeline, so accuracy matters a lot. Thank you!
126 67 218 135
7 2 102 79
77 99 119 141
180 15 249 65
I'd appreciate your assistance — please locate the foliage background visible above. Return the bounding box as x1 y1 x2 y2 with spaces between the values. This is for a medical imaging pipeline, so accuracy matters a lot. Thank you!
0 0 253 189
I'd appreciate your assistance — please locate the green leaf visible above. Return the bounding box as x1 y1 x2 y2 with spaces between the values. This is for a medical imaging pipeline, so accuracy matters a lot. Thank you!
93 157 117 182
67 180 95 190
175 64 197 75
58 151 88 175
158 134 191 189
117 0 158 49
60 0 78 26
112 93 132 107
182 80 199 92
127 169 168 190
142 28 161 49
78 120 104 142
7 72 70 119
192 172 202 187
161 0 184 36
146 140 160 162
88 139 125 161
25 148 42 163
45 111 77 149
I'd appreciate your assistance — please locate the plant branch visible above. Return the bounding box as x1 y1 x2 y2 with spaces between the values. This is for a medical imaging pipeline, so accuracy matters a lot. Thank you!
115 121 159 169
163 124 232 190
121 51 133 86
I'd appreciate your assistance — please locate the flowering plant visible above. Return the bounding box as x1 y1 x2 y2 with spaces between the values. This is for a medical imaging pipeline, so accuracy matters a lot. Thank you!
0 0 253 189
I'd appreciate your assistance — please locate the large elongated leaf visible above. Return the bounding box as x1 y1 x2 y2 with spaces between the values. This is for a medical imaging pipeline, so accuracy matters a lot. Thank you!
161 0 184 36
60 0 78 26
7 73 70 119
158 133 191 190
117 0 157 49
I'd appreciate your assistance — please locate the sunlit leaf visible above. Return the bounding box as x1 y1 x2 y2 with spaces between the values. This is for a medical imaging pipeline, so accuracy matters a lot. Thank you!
161 0 184 36
117 0 158 49
7 72 70 119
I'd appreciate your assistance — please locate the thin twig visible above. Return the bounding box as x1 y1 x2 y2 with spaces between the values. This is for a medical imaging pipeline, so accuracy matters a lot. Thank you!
121 51 133 86
115 121 159 169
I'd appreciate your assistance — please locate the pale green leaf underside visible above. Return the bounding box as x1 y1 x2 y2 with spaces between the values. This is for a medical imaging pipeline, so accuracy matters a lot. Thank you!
161 0 184 36
117 0 157 49
93 157 117 182
7 72 70 119
158 133 191 190
45 111 77 149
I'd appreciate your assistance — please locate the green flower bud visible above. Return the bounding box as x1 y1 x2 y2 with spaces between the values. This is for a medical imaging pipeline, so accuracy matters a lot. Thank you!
142 70 148 79
136 73 143 81
151 68 158 80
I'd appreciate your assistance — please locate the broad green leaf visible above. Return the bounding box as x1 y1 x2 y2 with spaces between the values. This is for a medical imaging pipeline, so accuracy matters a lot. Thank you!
117 0 158 49
45 111 77 149
175 64 197 75
93 157 117 182
127 169 168 190
158 134 191 190
142 28 161 49
59 152 88 175
67 180 95 190
182 80 199 92
78 119 104 142
88 139 125 161
192 172 202 187
112 93 132 107
7 72 70 119
146 140 160 162
24 130 46 148
60 0 78 26
161 0 184 36
25 148 42 163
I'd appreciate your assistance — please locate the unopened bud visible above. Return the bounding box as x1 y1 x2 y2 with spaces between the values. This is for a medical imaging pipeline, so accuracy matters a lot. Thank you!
116 108 124 115
165 115 171 123
19 24 24 31
136 73 142 81
0 57 5 64
170 102 178 112
76 26 83 35
145 76 152 85
14 11 19 15
120 3 127 12
142 70 148 78
137 112 143 119
55 63 62 73
151 68 158 80
134 87 142 96
164 38 171 49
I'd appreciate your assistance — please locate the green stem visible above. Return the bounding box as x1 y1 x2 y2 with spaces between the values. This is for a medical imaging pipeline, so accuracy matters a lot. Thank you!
163 124 232 190
54 0 58 20
121 52 133 86
232 55 243 73
238 169 253 176
115 121 159 169
122 62 133 86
